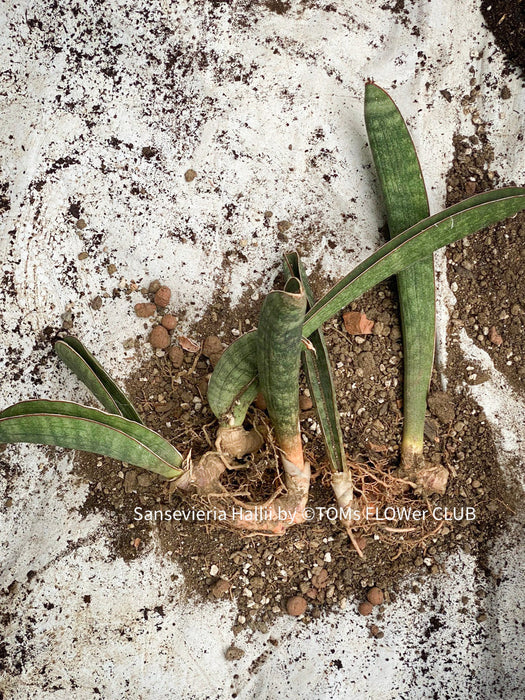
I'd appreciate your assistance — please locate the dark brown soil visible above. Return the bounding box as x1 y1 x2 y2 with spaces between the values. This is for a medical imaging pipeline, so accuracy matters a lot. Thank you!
76 276 514 636
383 0 525 80
481 0 525 77
75 112 521 633
445 121 525 394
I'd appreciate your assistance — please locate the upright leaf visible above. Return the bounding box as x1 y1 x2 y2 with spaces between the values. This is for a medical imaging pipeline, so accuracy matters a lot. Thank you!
257 278 306 462
284 252 346 473
365 82 434 465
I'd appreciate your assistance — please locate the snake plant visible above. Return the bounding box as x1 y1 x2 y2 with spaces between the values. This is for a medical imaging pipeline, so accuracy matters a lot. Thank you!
1 85 525 539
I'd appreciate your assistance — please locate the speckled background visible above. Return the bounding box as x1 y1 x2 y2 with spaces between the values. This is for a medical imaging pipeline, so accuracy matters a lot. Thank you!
1 1 524 697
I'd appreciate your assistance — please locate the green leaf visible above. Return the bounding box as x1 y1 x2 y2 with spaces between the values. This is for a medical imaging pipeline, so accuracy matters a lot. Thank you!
365 82 434 455
304 188 525 335
207 331 260 426
55 337 143 423
0 400 183 479
208 188 525 424
256 277 306 445
284 252 346 473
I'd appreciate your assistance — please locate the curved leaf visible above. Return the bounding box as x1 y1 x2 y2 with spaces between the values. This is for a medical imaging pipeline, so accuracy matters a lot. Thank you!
55 337 143 423
0 400 183 479
303 188 525 335
207 331 259 426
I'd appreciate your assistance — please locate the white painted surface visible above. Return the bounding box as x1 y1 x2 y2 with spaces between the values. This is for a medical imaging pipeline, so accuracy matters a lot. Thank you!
1 0 524 697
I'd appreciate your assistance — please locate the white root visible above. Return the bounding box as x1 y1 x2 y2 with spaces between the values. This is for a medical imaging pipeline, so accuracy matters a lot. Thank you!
331 471 364 557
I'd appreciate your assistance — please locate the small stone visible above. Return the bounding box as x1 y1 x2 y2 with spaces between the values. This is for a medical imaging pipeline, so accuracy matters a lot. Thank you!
154 286 171 307
137 472 155 487
78 252 89 260
141 146 158 159
358 601 374 616
277 220 292 233
107 263 117 275
286 596 307 616
161 314 178 331
372 321 384 336
168 346 184 367
202 335 223 358
76 218 87 230
299 395 313 411
356 351 376 376
209 564 219 577
148 279 161 294
184 169 197 182
488 326 503 346
90 296 102 311
465 180 476 196
366 587 384 607
135 302 156 318
312 568 329 589
211 578 231 598
123 470 138 493
343 311 374 335
428 392 455 424
149 325 170 349
225 645 244 661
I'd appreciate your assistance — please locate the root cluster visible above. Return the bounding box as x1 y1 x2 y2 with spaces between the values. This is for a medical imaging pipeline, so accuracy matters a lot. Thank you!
347 456 445 558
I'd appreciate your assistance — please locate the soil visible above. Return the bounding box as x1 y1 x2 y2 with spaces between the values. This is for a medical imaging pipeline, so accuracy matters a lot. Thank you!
445 119 525 394
1 106 521 651
481 0 525 77
383 0 525 80
71 115 522 640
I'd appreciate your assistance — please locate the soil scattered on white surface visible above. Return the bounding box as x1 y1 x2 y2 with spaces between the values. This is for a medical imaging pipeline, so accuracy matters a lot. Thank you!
47 119 521 637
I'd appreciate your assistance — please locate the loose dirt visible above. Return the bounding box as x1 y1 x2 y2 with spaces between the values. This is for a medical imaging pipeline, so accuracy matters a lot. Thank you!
481 0 525 77
71 119 522 639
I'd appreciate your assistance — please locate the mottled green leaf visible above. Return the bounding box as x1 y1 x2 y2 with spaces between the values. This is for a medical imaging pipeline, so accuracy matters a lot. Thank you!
284 252 346 473
256 278 306 444
207 331 259 426
55 337 143 423
0 400 183 478
365 82 433 455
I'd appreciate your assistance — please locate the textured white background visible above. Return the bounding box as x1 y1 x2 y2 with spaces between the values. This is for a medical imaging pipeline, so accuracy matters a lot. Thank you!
1 0 524 697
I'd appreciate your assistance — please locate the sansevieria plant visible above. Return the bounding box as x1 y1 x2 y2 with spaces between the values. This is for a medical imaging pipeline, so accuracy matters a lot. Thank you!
1 84 524 545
